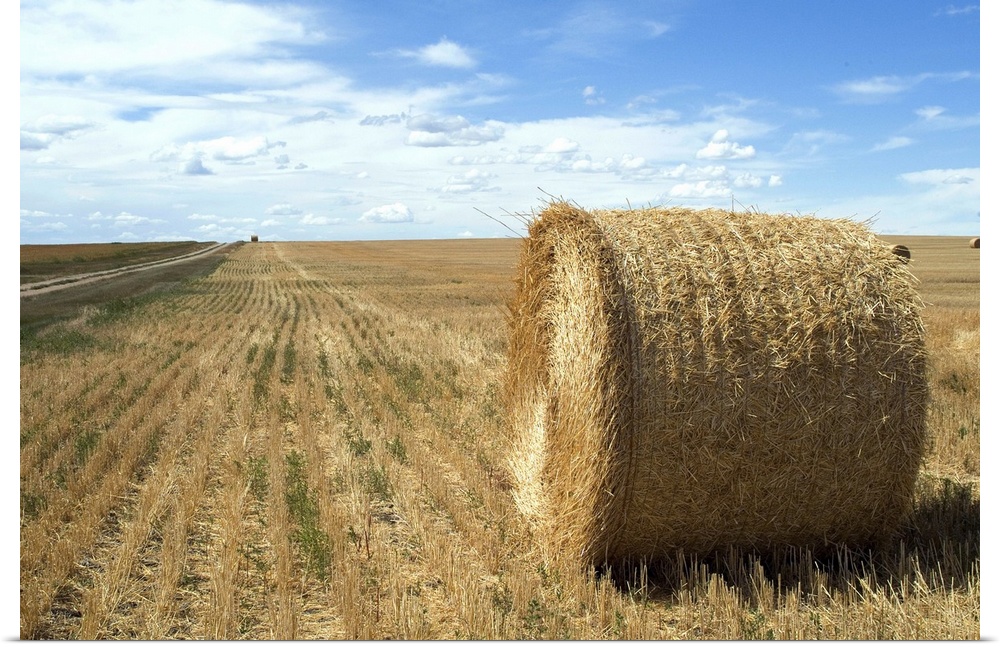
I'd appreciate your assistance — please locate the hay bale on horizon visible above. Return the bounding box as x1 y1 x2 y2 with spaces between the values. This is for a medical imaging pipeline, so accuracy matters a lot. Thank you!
970 237 980 249
505 202 928 566
891 244 911 261
251 234 259 243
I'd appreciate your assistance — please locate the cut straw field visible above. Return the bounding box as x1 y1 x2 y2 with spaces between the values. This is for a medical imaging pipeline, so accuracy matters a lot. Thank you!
19 229 979 639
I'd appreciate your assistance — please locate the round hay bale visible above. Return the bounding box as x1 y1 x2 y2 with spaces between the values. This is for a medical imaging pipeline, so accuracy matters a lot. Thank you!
251 234 260 243
970 237 980 249
506 202 928 566
891 244 910 261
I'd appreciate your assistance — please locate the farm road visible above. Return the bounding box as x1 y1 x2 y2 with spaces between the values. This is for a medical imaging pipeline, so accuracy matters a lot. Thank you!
20 242 234 297
20 242 239 331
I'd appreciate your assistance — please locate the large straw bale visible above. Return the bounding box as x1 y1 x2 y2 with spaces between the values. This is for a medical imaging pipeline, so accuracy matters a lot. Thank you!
970 237 980 249
505 202 928 566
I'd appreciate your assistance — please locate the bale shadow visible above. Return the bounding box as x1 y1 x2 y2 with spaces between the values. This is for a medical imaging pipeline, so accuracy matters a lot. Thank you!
601 477 979 603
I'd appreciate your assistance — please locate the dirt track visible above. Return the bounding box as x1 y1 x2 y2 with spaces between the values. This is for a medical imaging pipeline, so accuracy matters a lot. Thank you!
19 243 240 331
20 242 234 297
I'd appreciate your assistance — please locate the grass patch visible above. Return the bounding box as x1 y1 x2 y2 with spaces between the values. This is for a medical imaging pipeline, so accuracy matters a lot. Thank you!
253 339 278 402
20 325 98 358
20 490 47 522
356 354 374 375
74 428 102 466
281 340 297 384
88 294 159 325
345 427 372 457
360 463 392 501
246 342 259 365
384 354 425 402
740 609 776 641
285 451 332 581
387 435 408 464
247 456 269 502
327 381 348 415
317 347 332 378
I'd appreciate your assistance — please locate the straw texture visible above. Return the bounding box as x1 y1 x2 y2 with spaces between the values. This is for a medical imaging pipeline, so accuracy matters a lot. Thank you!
506 202 928 566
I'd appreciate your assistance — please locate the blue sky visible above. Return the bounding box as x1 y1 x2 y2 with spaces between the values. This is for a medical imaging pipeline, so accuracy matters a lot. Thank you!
18 0 982 243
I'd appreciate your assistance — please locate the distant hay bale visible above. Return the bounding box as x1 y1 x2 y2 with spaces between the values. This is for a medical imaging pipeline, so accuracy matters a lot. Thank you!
891 244 911 261
505 202 928 566
251 234 259 243
970 237 980 249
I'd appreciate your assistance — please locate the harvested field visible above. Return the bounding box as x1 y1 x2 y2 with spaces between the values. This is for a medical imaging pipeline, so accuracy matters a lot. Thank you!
18 231 979 639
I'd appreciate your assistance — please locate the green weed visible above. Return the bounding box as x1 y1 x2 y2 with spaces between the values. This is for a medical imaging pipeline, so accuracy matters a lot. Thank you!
356 354 374 375
20 490 47 522
387 435 408 464
280 340 296 384
521 598 546 640
285 451 332 581
247 455 269 502
345 427 372 457
253 342 278 402
317 347 332 378
89 294 158 325
361 463 392 501
387 356 424 402
245 342 259 365
74 428 102 465
740 609 775 640
20 326 98 357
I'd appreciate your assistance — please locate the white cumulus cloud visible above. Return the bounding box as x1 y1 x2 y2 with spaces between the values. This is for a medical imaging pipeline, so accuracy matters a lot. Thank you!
440 168 500 193
405 114 504 147
20 115 96 150
152 135 284 168
582 85 604 105
201 135 281 161
21 209 69 219
696 130 756 160
88 210 161 226
544 137 580 154
265 203 303 215
360 202 414 223
733 173 763 189
570 157 615 173
404 37 477 68
668 180 732 198
180 157 213 175
300 214 332 225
